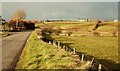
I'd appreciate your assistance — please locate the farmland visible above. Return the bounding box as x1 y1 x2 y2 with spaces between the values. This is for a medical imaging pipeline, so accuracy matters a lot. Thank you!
36 21 118 69
2 2 119 70
51 35 118 69
17 21 118 70
16 31 92 69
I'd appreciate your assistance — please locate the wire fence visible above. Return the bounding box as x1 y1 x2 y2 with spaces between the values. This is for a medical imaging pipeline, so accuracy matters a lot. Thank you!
46 39 109 71
35 30 110 71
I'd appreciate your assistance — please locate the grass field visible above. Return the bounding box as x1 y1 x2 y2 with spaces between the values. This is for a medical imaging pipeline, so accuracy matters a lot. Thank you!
17 21 118 69
16 31 93 69
35 21 118 69
51 35 118 69
36 21 118 34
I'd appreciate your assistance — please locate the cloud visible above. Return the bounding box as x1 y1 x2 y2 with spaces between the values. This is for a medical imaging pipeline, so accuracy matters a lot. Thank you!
2 0 119 2
2 2 118 20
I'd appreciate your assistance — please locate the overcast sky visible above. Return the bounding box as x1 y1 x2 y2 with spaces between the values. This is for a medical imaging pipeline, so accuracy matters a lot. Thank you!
1 0 119 2
2 2 118 21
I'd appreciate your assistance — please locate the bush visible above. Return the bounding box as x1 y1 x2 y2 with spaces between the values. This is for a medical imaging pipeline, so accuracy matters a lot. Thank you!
41 27 53 35
53 27 62 35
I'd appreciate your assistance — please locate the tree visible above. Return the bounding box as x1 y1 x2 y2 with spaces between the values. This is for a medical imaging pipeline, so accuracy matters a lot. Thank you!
1 16 7 31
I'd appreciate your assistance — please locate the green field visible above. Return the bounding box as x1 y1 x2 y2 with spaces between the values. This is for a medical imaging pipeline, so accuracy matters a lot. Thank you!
16 31 92 69
36 21 118 35
36 22 118 69
17 21 118 69
51 35 118 69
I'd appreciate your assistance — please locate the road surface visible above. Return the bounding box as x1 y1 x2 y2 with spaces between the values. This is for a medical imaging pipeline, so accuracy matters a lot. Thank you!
1 31 31 70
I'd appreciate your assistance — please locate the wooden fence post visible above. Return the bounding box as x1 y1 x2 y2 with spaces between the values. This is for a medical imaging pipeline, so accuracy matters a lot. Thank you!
65 47 67 51
49 41 51 44
53 41 56 46
81 54 84 62
63 45 65 50
58 41 60 47
98 64 102 71
91 58 94 65
70 51 72 54
73 48 76 54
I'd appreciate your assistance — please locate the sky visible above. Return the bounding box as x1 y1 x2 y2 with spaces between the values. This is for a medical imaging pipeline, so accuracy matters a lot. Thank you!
2 2 118 21
1 0 119 2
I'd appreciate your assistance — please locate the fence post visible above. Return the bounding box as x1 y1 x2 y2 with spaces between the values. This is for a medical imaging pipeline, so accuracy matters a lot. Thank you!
81 54 84 62
63 45 65 50
49 41 51 44
69 51 72 54
53 41 56 46
65 47 67 51
58 41 60 47
91 58 94 65
41 40 43 43
73 48 76 54
98 64 102 71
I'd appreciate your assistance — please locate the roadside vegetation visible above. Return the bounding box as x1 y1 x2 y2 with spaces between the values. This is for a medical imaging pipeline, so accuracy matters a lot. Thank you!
16 31 93 69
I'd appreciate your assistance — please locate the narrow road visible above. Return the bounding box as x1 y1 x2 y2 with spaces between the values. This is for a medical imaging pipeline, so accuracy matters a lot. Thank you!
2 31 31 70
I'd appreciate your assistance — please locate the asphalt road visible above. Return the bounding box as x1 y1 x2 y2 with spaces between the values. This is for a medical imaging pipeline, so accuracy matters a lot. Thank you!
1 31 31 70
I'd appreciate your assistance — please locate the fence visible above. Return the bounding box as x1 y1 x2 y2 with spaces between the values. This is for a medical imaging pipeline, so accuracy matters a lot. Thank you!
48 40 109 71
35 29 109 71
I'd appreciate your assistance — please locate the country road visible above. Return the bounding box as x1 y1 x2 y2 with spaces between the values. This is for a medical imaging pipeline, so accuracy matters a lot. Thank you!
1 31 31 70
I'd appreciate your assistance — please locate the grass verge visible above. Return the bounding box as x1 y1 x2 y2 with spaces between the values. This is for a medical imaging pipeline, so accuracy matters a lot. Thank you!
16 31 92 69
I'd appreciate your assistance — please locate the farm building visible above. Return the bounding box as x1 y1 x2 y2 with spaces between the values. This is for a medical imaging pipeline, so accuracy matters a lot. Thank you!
79 18 89 22
113 20 118 22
